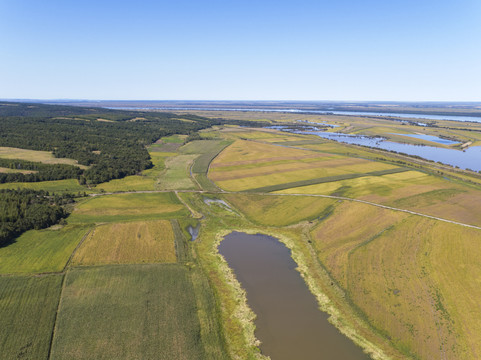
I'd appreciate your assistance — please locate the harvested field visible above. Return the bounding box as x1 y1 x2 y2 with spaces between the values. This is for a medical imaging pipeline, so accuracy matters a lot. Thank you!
209 140 400 192
72 220 176 265
69 192 188 223
0 275 62 360
0 225 91 274
50 264 205 360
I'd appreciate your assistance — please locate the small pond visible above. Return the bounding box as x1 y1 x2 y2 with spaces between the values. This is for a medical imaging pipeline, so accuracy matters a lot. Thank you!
218 232 370 360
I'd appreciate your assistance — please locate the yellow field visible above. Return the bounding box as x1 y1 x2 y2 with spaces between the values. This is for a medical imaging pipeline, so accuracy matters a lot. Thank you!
276 170 433 197
276 168 481 227
72 220 176 265
309 199 481 359
0 146 86 168
210 140 398 191
223 194 336 226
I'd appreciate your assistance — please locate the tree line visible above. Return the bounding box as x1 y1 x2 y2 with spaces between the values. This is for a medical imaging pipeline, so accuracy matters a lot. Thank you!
0 189 76 247
0 102 269 185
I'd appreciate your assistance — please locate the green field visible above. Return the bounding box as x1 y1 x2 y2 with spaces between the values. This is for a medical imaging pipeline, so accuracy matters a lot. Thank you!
0 275 63 360
0 179 88 193
68 192 189 223
50 264 205 360
158 154 198 190
0 225 91 274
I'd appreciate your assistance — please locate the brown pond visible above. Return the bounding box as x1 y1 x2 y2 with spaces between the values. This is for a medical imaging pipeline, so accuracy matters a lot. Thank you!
218 232 371 360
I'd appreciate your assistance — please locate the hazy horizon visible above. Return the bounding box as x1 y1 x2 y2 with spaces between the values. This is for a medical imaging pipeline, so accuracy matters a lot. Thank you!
1 0 480 101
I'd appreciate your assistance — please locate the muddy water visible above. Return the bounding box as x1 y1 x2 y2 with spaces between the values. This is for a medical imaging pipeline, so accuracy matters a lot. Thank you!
218 232 370 360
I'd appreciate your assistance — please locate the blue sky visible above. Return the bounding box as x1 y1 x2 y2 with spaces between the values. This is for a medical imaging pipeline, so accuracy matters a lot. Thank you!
0 0 480 101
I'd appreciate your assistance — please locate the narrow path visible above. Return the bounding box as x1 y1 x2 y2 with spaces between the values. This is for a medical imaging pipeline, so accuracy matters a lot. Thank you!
174 190 203 219
46 272 68 359
62 228 93 272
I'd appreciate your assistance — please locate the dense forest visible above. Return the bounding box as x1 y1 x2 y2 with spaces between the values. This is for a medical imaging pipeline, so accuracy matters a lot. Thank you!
0 189 76 247
0 158 83 183
0 102 221 184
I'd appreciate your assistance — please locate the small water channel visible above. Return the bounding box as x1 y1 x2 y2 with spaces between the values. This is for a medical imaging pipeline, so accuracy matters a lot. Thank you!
218 232 370 360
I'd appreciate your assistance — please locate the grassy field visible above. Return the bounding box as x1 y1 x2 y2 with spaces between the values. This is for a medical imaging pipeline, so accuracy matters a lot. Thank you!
50 264 205 360
0 179 88 193
157 154 198 190
184 140 232 173
0 275 62 360
72 220 176 265
68 192 189 223
223 193 336 226
0 146 86 168
0 225 91 274
95 175 155 192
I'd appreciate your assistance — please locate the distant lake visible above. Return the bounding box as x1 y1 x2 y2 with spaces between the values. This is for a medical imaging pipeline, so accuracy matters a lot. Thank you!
106 106 481 123
273 126 481 172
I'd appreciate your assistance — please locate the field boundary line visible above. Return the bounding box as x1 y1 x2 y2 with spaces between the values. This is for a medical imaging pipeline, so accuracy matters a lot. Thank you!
62 227 93 272
189 161 203 190
46 272 67 360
